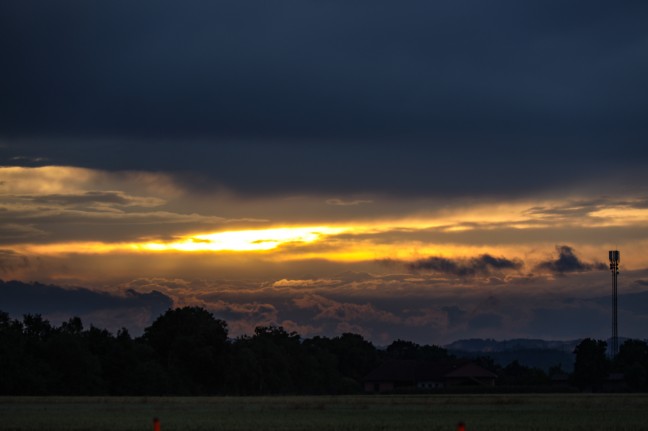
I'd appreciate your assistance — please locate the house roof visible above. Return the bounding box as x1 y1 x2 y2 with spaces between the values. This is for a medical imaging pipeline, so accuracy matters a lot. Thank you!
365 360 451 382
365 360 496 382
445 362 498 379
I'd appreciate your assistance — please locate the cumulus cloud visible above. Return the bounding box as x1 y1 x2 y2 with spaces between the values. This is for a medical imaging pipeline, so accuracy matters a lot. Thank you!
536 245 607 274
209 300 279 323
406 254 523 277
293 294 400 324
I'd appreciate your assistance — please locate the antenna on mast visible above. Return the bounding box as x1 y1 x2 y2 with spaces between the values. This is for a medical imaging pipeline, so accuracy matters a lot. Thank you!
608 250 620 358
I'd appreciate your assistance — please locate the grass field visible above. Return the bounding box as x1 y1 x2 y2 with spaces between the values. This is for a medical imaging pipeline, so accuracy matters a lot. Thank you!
1 394 647 431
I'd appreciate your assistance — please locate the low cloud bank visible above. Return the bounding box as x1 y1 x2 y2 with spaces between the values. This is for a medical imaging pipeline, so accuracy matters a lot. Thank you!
536 245 607 274
0 280 172 333
405 254 523 277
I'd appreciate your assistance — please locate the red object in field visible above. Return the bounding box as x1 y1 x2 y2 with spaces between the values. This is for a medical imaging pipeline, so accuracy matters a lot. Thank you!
457 422 466 431
153 418 161 431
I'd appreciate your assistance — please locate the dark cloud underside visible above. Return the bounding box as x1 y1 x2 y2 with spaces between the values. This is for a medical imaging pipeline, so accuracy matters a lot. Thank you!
0 280 171 315
2 0 647 138
536 245 607 274
406 254 523 277
0 280 172 333
1 1 647 196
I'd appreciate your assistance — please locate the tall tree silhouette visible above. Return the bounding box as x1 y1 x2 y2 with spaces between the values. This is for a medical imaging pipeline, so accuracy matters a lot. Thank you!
616 339 648 391
143 307 228 394
573 338 609 391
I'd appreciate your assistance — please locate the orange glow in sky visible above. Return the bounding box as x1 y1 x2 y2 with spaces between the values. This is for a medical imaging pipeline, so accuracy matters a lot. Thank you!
133 226 348 252
12 221 529 266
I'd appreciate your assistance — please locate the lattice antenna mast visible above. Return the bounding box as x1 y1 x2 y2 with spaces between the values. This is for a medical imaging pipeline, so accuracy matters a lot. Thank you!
609 250 620 358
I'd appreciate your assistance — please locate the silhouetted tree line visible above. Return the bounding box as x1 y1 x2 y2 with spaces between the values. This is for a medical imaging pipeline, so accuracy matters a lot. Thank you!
1 307 647 395
571 338 648 392
0 307 381 395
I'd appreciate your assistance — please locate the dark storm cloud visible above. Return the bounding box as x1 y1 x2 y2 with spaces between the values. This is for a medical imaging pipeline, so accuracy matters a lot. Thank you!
536 245 607 274
0 279 171 315
0 279 172 332
1 1 647 197
406 254 523 277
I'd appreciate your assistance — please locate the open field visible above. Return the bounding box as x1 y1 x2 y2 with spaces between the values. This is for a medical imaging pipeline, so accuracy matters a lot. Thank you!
1 394 647 431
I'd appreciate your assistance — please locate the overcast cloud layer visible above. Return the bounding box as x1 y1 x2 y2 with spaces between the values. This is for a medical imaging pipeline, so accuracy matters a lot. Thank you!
2 1 648 197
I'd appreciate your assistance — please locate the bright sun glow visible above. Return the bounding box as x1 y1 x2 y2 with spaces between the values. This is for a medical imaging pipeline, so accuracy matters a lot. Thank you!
132 226 348 252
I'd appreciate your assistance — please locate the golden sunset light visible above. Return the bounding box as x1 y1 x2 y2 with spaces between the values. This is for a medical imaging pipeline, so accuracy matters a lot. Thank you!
11 215 648 275
134 226 348 252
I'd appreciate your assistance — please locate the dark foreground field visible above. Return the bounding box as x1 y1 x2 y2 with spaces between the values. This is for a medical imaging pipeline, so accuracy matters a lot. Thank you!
1 395 647 431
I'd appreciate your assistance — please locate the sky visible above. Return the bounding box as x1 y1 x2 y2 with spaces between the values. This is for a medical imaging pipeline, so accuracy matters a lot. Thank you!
1 0 648 345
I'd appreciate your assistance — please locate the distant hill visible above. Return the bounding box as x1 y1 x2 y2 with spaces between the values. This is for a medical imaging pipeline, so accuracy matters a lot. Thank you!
446 338 582 372
446 338 580 353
